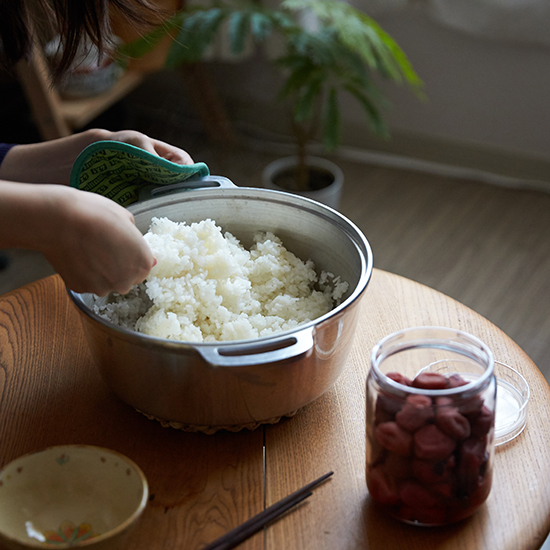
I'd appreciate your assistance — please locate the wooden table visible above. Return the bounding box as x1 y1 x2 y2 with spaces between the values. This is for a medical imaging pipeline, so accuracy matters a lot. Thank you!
1 269 549 550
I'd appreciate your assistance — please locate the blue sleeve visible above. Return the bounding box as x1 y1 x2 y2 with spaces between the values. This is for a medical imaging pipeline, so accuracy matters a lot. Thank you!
0 143 17 166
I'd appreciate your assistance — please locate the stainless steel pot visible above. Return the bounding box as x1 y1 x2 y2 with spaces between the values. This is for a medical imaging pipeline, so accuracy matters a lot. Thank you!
68 176 373 433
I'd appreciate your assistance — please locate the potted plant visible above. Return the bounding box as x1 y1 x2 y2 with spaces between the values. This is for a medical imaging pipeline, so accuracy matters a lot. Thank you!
119 0 423 208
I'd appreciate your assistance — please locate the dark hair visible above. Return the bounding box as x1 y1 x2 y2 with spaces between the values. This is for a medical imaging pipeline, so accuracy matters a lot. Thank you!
0 0 164 77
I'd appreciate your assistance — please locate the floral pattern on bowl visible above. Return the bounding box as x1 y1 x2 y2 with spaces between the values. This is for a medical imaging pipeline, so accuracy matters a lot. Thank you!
43 521 98 546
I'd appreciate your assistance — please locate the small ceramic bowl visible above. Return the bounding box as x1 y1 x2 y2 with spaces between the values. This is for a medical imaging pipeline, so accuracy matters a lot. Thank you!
0 445 148 550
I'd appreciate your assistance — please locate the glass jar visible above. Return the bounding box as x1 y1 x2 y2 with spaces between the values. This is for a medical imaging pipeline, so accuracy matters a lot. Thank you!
366 327 496 526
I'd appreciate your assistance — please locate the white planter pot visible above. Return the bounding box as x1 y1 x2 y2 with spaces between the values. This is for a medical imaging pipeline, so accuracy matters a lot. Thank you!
262 156 344 210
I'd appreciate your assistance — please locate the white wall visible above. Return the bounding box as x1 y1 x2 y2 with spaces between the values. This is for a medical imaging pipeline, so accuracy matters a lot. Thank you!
349 6 550 161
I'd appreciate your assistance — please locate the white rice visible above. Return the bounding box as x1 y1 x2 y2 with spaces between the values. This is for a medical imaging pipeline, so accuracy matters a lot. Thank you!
94 217 349 342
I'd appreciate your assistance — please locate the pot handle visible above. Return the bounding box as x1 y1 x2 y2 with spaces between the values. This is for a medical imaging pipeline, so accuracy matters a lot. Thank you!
196 327 314 367
138 175 237 201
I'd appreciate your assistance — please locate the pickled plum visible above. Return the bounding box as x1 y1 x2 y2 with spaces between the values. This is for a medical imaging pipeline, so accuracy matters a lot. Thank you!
384 452 413 480
435 404 471 440
414 424 456 460
470 405 494 438
375 393 403 424
459 438 487 472
412 372 448 390
432 482 454 499
469 470 493 508
367 466 399 505
396 394 434 432
447 374 469 388
375 422 412 456
456 439 491 504
458 394 484 417
412 456 455 485
387 372 413 386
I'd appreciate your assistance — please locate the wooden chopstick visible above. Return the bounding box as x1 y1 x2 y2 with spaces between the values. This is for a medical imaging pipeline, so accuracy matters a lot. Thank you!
201 471 334 550
204 491 313 550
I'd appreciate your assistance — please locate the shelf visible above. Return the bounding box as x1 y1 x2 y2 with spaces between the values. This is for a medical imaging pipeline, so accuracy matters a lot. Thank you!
15 43 145 141
60 71 144 129
16 41 234 144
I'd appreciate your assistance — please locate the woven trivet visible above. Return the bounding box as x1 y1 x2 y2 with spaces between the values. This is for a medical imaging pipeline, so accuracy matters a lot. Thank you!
136 409 300 435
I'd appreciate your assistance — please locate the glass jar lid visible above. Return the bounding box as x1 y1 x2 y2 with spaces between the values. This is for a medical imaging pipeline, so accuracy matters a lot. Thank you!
493 361 530 446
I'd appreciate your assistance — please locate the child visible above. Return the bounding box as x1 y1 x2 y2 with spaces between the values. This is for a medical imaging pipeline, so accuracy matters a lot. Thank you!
0 130 194 296
1 1 195 295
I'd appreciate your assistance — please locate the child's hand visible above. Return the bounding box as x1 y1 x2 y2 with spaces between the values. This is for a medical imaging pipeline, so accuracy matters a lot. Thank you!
42 187 154 296
105 130 194 165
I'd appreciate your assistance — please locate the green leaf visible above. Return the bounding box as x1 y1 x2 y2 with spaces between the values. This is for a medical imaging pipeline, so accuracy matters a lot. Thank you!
117 14 183 59
323 87 340 151
280 0 310 9
228 11 251 55
328 40 378 92
349 10 423 89
269 10 296 30
359 15 423 88
277 62 318 98
344 84 390 138
293 72 326 122
165 8 226 66
276 54 308 72
250 12 273 42
282 0 423 90
287 29 337 66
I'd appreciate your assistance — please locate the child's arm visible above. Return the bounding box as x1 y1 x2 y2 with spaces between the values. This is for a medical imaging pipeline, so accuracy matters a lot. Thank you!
0 181 154 296
0 129 194 185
